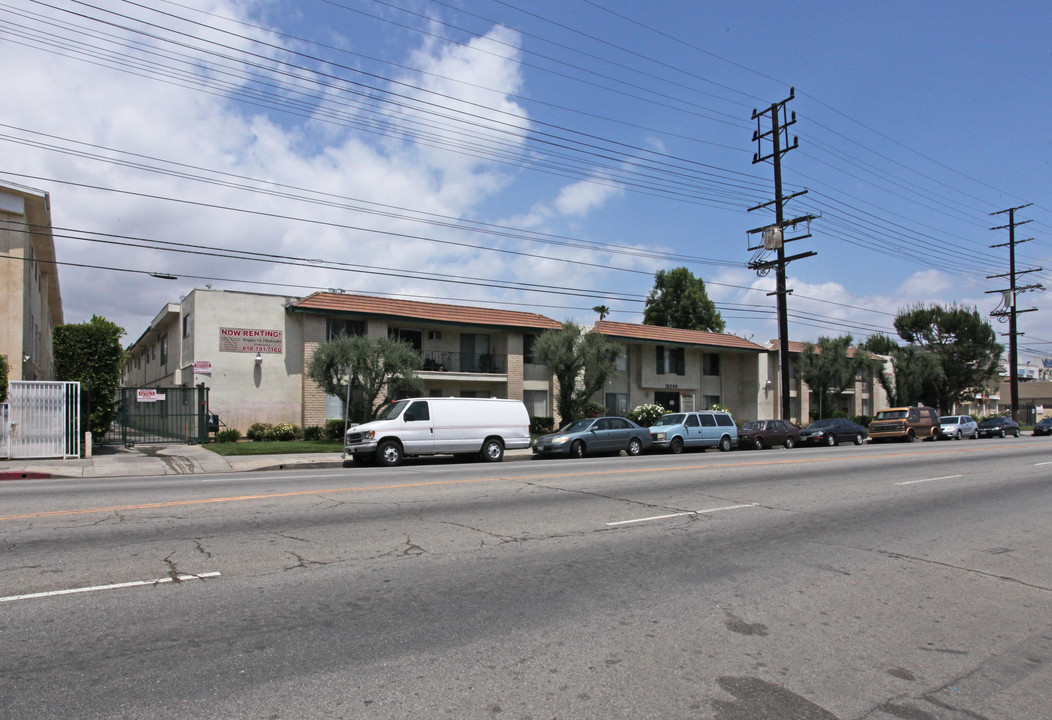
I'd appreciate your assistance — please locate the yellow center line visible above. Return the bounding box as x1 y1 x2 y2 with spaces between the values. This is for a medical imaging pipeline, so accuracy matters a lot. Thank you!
0 445 1010 522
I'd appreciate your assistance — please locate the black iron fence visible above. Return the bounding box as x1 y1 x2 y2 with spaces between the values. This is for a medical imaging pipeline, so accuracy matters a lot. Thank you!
107 385 210 445
420 351 507 374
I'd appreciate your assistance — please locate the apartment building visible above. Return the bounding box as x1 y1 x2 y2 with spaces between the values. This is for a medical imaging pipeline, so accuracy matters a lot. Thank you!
0 182 63 382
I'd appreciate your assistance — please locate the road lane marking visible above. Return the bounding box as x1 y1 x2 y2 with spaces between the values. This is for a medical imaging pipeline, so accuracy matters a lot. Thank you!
0 572 221 603
607 503 758 526
1035 461 1052 466
0 444 1031 523
895 474 964 486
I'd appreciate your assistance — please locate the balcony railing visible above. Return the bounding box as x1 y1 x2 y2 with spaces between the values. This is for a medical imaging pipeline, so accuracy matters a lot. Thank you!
420 350 506 374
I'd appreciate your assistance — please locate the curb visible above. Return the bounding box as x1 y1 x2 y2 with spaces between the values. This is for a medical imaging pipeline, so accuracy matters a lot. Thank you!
0 471 53 480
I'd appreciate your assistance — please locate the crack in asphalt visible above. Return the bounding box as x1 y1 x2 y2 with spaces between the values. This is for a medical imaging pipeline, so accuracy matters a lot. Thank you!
876 549 1052 592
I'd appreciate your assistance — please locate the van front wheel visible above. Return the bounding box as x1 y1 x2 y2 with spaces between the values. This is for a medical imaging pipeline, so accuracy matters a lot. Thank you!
376 440 403 467
481 438 504 462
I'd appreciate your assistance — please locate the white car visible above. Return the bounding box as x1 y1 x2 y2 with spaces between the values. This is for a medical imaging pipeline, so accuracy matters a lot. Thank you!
936 415 978 440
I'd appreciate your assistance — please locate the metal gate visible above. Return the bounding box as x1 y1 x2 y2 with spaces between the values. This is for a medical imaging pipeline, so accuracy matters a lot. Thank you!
110 385 209 446
2 381 81 459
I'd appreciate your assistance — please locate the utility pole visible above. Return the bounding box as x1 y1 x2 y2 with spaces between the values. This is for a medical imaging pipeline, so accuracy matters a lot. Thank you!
747 87 817 421
987 204 1042 422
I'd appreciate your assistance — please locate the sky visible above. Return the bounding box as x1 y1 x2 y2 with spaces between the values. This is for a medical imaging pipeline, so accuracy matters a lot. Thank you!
2 0 1050 366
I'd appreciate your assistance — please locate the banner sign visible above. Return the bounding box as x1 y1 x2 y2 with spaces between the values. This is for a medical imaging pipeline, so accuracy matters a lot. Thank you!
193 360 212 375
136 389 165 402
220 327 283 354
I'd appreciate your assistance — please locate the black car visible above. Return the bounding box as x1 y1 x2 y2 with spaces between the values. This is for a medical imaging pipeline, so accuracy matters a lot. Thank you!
976 416 1020 439
799 418 868 446
1034 417 1052 436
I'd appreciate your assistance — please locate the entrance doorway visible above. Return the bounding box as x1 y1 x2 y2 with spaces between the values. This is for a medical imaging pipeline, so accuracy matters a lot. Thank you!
654 391 681 413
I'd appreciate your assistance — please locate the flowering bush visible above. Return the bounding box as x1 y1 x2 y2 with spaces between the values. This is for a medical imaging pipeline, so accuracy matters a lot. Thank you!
626 403 665 427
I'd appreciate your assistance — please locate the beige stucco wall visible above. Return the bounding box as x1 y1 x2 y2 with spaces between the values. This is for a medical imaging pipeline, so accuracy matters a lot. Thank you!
125 289 303 432
0 186 62 382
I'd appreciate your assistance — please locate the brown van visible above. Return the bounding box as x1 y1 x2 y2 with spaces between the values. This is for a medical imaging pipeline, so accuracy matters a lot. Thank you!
868 406 939 442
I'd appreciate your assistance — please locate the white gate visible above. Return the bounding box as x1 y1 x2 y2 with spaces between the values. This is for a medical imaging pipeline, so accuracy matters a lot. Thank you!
4 381 81 459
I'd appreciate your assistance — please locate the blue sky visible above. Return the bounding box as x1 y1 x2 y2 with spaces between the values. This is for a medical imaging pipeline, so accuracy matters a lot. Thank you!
2 0 1049 364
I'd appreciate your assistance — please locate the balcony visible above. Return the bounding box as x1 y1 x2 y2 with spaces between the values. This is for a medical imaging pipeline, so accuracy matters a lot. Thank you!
420 350 507 375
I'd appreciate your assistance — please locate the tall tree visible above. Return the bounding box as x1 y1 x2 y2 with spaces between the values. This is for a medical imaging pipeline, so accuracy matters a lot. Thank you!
306 335 423 424
892 304 1002 412
52 315 126 440
534 322 622 423
592 305 610 321
797 335 875 418
0 352 8 402
643 267 725 332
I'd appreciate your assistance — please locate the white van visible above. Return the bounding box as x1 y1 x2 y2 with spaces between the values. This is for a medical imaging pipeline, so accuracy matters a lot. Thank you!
343 397 531 467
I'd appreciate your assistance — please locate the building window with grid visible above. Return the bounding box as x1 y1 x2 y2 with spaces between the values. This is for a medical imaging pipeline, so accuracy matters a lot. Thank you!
605 393 627 416
656 345 685 376
327 318 364 341
702 353 720 377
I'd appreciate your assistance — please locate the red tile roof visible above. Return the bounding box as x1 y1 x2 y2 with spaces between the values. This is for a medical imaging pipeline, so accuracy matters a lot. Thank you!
767 339 873 358
293 292 563 330
595 321 766 351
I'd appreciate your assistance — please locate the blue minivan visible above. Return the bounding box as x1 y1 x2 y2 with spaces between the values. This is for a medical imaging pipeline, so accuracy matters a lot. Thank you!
648 411 738 453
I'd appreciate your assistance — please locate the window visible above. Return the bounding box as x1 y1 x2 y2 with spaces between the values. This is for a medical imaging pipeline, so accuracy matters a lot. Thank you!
524 389 548 416
405 401 430 421
605 393 627 416
523 333 539 365
702 394 721 410
656 345 685 376
327 318 364 341
182 314 191 338
389 328 422 351
615 349 627 372
715 414 734 427
699 414 717 427
159 334 168 367
685 414 700 427
703 353 720 376
610 418 631 430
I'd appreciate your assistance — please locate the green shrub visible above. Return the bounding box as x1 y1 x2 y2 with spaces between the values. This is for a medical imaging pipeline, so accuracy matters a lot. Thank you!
273 422 302 441
246 422 276 441
303 425 324 441
582 401 607 418
626 403 664 427
215 428 241 443
853 415 873 428
530 416 555 434
325 418 347 440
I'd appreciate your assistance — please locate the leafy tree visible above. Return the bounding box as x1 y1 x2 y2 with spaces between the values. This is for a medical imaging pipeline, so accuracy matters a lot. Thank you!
0 352 8 402
643 267 725 333
592 305 610 321
52 315 126 440
534 322 622 423
306 335 423 424
891 304 1002 412
862 334 943 408
797 335 876 417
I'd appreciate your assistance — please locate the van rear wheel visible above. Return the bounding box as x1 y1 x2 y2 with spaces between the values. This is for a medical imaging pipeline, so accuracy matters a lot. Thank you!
719 436 732 452
481 438 504 462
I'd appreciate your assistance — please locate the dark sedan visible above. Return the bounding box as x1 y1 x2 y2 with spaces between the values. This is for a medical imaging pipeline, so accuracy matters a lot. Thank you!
976 416 1020 439
532 416 653 458
738 419 800 449
799 418 868 447
1034 417 1052 436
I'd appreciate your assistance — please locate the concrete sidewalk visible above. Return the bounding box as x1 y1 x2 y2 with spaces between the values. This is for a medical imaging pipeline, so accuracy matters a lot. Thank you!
0 444 534 480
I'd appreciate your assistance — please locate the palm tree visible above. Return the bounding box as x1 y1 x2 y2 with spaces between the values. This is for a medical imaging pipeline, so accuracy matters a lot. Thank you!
593 305 610 321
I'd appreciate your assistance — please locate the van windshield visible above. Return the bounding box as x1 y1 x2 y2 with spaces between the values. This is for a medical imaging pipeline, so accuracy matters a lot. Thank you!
875 410 907 420
376 399 410 421
652 414 685 426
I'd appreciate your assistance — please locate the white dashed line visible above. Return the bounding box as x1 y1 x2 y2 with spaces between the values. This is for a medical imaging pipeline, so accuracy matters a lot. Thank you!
0 572 222 603
607 503 758 526
895 475 964 486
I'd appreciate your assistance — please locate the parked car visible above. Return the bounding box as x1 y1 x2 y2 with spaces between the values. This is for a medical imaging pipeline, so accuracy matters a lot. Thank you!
976 416 1021 439
343 397 530 467
935 415 978 440
737 419 800 449
532 416 653 458
868 406 939 443
1034 417 1052 436
799 418 868 446
648 411 738 453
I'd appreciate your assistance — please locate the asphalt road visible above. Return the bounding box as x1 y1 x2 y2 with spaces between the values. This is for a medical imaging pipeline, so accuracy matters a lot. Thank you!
2 439 1050 719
